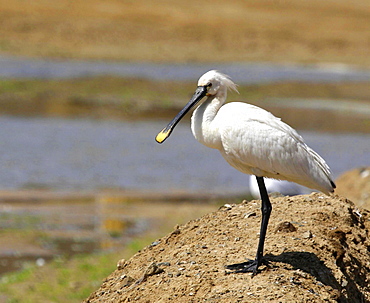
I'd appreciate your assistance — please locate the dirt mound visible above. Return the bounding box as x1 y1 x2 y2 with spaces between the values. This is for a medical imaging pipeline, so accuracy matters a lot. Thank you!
84 193 370 303
335 167 370 210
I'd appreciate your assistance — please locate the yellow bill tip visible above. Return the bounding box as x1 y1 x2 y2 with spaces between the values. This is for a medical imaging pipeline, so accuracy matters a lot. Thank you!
155 129 170 143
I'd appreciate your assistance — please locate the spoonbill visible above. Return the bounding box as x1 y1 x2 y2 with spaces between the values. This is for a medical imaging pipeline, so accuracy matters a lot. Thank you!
248 176 311 199
155 70 335 275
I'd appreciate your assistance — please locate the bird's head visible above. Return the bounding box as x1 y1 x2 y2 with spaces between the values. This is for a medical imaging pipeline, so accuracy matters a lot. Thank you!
155 70 237 144
198 70 238 96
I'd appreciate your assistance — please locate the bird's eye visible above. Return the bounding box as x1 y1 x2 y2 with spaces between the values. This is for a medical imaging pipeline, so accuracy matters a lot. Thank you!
207 83 212 89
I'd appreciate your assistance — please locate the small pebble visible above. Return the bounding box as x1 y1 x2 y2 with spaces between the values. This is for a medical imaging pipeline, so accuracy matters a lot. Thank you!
275 221 297 233
244 212 256 218
36 258 45 267
117 259 126 270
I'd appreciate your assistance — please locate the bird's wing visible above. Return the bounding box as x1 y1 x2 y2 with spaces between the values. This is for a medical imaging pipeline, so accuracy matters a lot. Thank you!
217 103 333 191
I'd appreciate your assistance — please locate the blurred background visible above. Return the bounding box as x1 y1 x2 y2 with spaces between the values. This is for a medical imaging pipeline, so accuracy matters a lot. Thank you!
0 0 369 301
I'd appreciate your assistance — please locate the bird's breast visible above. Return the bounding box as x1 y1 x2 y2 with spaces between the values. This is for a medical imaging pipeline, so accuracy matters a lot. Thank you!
191 100 223 150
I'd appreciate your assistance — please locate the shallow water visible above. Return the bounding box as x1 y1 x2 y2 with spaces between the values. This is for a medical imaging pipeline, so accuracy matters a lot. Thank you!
0 116 368 194
1 55 370 83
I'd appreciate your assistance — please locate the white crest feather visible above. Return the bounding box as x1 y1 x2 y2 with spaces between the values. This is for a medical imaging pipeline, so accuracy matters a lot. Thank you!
198 70 239 94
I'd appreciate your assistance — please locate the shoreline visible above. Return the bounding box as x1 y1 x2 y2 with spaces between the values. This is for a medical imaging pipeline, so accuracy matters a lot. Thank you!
0 76 369 133
0 189 239 204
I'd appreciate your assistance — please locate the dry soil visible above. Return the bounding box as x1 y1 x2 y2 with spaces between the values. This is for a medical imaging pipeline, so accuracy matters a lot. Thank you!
0 0 369 66
84 193 370 302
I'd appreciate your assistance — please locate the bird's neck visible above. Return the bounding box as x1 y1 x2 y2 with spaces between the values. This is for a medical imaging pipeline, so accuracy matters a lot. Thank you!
191 94 224 149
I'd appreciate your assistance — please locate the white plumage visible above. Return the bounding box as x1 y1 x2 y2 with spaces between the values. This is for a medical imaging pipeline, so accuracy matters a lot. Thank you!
156 70 335 275
248 176 310 199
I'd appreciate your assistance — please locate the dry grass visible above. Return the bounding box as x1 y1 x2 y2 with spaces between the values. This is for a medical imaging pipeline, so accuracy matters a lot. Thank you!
0 0 369 66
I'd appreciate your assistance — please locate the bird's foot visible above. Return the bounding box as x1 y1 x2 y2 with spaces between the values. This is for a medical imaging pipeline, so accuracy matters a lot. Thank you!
225 258 269 276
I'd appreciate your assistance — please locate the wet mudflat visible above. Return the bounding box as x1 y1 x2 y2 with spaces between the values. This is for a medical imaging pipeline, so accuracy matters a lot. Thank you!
0 190 224 276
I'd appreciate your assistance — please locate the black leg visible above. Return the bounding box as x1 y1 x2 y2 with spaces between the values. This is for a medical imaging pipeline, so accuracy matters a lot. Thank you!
226 176 272 275
254 176 272 267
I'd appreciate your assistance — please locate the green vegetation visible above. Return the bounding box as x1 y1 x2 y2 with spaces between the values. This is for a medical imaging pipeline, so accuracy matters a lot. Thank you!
0 231 166 302
0 77 193 119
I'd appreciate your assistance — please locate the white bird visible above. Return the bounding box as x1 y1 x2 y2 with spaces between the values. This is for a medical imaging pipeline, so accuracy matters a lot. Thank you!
248 176 311 199
156 70 335 275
